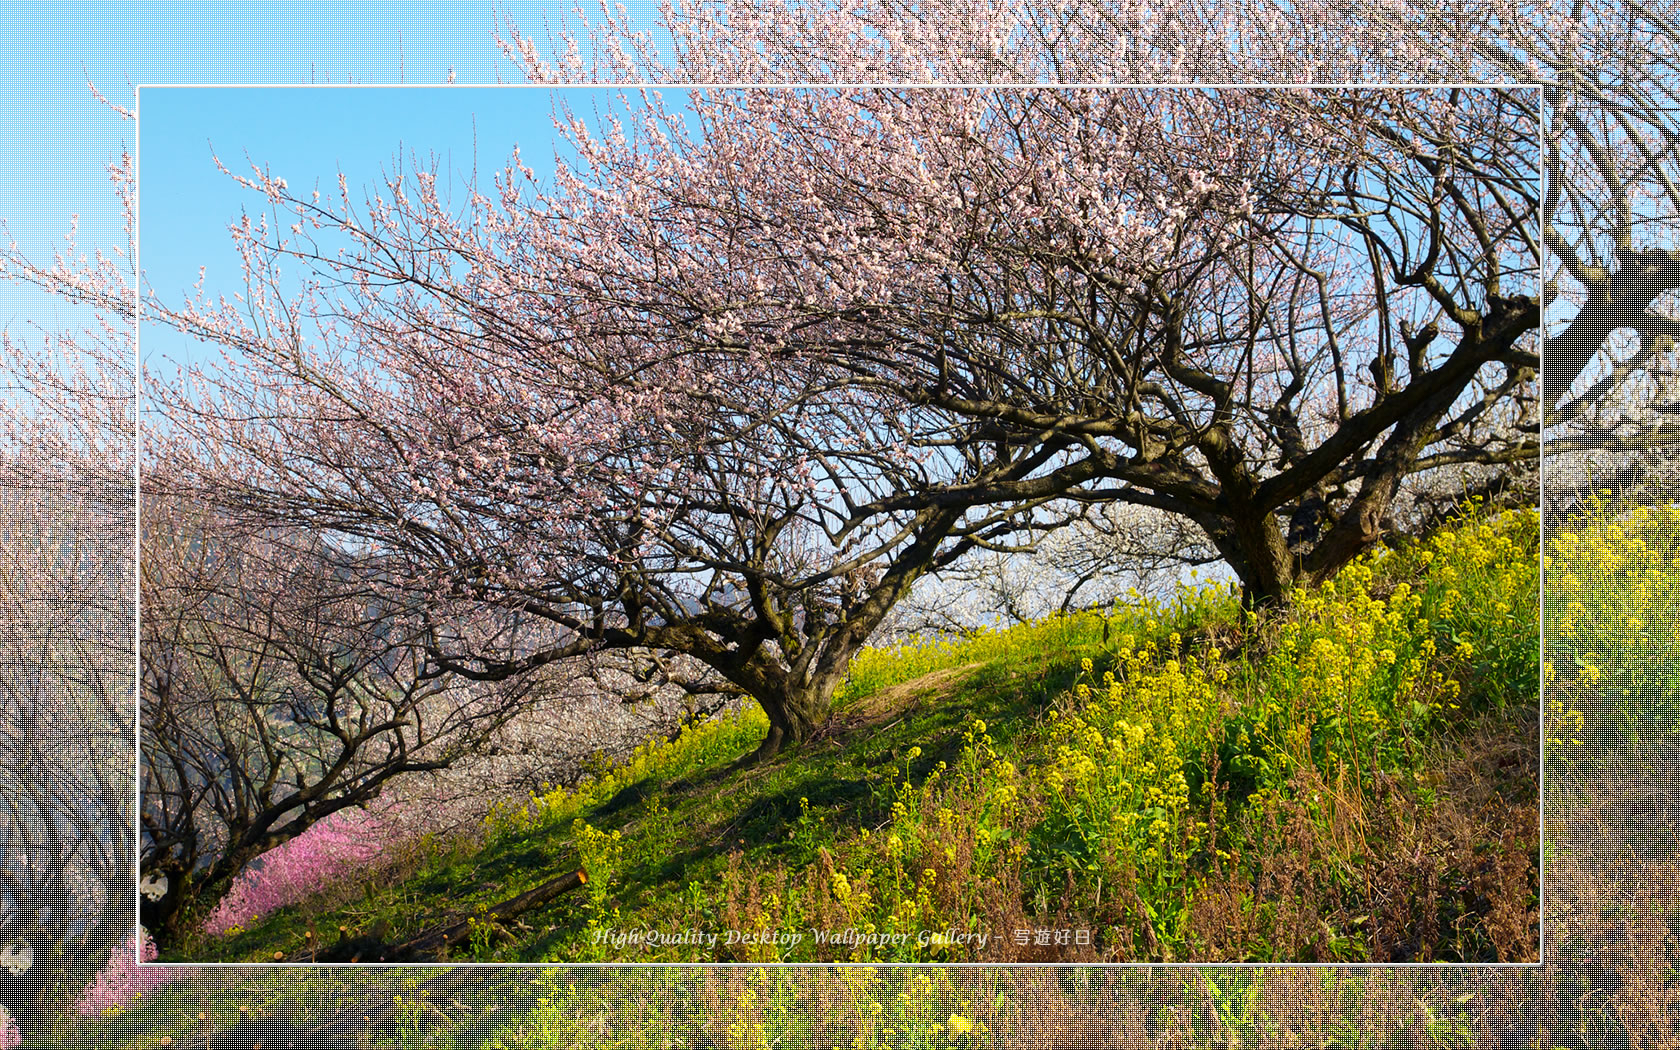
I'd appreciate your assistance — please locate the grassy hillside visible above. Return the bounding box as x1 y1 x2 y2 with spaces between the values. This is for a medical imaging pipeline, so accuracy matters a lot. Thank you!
168 504 1540 968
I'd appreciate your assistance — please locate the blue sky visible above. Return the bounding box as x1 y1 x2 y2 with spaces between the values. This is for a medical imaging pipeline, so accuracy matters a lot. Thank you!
139 87 569 304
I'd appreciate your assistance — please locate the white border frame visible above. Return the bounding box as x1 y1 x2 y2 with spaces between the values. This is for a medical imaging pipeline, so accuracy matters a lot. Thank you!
133 79 1545 970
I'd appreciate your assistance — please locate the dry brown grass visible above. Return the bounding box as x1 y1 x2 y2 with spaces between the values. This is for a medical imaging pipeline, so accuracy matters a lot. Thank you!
1175 705 1542 965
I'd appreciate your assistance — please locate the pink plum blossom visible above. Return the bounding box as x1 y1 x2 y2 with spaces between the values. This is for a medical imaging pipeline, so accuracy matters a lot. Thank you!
202 805 403 936
73 930 187 1017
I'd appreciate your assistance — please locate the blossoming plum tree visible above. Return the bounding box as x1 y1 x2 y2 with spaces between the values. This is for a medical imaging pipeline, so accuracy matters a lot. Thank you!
1344 2 1680 439
198 805 402 937
127 91 1104 763
7 81 1538 770
396 85 1536 605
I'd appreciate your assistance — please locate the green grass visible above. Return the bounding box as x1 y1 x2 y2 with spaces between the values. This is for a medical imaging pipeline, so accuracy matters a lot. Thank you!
160 506 1539 969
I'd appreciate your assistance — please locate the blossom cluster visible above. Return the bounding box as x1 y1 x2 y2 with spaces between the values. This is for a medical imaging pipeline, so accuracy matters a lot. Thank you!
73 931 187 1017
202 805 402 937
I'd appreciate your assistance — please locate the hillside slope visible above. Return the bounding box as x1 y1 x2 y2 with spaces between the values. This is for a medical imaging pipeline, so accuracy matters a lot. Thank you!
174 506 1539 966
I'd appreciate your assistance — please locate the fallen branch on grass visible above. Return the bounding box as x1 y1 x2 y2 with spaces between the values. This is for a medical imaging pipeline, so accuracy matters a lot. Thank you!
294 867 588 963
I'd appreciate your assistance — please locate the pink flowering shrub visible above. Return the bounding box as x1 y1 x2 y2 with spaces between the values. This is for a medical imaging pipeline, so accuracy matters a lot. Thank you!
74 930 186 1017
202 805 403 936
0 1003 19 1049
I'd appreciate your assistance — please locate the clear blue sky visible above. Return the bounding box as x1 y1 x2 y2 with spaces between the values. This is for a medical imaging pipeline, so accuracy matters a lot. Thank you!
139 86 568 302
